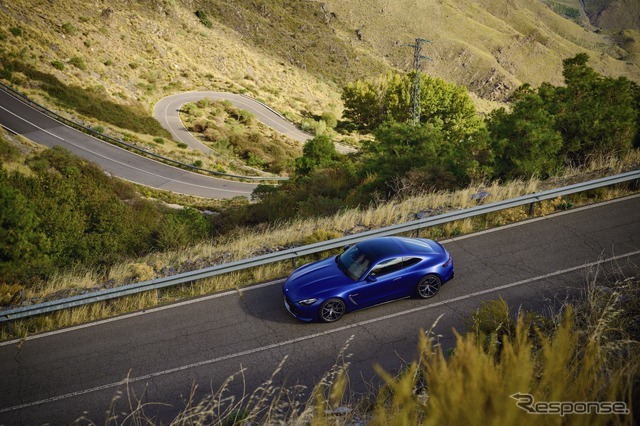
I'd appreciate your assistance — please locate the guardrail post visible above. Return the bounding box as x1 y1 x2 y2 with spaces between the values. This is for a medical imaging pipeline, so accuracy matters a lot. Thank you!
291 257 297 269
528 202 535 217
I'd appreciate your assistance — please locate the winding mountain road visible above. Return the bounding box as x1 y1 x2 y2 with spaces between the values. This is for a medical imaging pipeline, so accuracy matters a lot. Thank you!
1 195 639 425
153 91 312 153
0 88 312 199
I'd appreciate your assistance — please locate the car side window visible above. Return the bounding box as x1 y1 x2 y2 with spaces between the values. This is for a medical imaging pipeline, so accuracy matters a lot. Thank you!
370 257 404 277
402 257 421 268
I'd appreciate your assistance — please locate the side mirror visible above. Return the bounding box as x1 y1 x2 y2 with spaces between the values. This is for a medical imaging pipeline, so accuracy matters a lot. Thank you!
366 274 377 283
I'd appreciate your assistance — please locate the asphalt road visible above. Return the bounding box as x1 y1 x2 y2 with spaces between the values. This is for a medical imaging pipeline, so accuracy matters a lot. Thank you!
0 88 257 199
1 195 639 425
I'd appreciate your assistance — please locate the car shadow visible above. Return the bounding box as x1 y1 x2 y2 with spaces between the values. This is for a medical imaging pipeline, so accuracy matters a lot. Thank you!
237 281 301 324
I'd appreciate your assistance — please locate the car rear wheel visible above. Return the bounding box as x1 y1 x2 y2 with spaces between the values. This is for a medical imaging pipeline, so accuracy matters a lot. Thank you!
416 274 441 299
319 298 345 322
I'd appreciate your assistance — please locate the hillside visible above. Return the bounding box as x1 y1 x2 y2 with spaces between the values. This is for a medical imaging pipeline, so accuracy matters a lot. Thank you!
0 0 638 124
584 0 640 30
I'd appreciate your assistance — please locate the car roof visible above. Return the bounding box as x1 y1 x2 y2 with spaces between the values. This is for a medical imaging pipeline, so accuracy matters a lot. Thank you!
357 237 437 261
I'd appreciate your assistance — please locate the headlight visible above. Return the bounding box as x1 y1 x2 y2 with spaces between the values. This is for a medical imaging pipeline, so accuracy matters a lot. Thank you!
298 298 318 306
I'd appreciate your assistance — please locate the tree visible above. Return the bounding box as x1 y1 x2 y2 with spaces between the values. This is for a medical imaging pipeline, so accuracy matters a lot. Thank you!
555 54 638 162
341 73 390 131
342 71 485 144
487 85 564 178
358 121 456 198
295 134 340 176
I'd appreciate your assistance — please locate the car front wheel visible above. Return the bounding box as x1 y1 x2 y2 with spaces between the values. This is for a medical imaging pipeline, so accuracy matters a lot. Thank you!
416 274 441 299
319 298 345 322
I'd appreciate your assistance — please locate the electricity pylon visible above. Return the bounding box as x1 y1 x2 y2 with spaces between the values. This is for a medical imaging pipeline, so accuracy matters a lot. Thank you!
405 38 431 126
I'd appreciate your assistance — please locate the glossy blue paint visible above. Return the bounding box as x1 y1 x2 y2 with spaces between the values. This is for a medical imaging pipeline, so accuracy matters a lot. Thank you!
282 236 454 322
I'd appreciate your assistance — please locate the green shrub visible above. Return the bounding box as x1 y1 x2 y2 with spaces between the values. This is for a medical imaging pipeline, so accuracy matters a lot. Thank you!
92 125 105 133
155 208 209 250
321 111 338 129
177 142 188 149
193 160 203 168
153 137 165 144
61 22 76 35
69 56 86 70
233 109 255 125
195 10 213 28
0 137 21 162
9 27 22 37
51 60 64 70
196 98 213 108
302 229 342 245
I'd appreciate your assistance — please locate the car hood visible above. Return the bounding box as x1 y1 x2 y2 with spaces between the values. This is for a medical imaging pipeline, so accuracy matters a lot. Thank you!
284 256 350 298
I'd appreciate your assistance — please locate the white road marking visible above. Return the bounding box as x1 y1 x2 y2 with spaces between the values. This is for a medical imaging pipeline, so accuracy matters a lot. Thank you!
2 249 639 414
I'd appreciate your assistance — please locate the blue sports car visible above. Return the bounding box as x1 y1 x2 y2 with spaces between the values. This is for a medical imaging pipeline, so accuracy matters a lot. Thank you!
282 236 454 322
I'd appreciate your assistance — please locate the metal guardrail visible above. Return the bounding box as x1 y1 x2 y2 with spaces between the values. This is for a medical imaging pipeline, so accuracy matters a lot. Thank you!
1 169 638 323
0 82 288 182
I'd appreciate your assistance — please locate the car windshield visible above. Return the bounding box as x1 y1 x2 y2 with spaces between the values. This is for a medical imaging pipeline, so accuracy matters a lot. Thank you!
337 245 371 281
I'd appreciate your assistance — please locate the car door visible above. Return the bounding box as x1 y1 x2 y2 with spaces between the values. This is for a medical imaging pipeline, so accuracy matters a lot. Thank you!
348 257 406 308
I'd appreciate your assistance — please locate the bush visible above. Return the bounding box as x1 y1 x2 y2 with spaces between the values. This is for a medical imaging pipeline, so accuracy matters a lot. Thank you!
9 27 22 37
302 229 342 245
0 137 21 162
155 208 209 250
69 56 86 71
61 22 76 35
51 60 64 71
195 10 213 28
321 111 338 129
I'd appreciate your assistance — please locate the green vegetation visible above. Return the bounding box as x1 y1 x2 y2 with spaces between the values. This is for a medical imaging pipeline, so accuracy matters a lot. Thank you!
210 55 638 231
68 56 86 71
195 10 213 29
489 54 639 177
0 138 212 291
50 60 64 71
61 22 76 35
